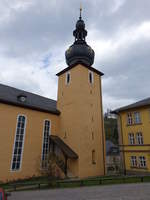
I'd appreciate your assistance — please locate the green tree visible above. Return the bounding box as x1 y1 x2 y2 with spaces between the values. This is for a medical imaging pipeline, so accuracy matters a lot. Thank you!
104 116 118 144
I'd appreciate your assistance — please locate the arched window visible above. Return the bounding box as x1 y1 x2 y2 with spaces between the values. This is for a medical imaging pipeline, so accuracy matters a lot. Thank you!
66 72 71 85
89 71 94 84
11 115 26 171
41 120 51 168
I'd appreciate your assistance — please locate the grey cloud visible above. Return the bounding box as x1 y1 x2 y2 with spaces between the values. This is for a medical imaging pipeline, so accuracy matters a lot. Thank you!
0 0 149 111
101 38 150 108
86 0 150 37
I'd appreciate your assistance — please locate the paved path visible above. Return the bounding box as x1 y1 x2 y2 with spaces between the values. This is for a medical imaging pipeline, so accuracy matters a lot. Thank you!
9 183 150 200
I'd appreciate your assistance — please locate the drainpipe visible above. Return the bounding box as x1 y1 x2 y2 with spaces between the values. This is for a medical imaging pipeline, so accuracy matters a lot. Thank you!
115 112 126 175
99 76 106 175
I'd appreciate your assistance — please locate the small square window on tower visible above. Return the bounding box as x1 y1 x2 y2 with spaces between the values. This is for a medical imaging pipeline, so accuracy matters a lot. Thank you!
89 71 94 84
66 71 71 85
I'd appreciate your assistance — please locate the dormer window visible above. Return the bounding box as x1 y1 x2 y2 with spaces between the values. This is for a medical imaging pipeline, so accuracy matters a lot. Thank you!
17 95 27 102
66 72 71 85
89 71 94 84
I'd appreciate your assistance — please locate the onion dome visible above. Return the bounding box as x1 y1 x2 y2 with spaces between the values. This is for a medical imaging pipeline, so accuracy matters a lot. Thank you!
65 7 95 67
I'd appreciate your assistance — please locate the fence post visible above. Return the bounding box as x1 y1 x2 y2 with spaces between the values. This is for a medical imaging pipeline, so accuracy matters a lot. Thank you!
99 179 102 185
56 181 60 188
141 177 144 182
123 177 126 183
80 180 84 186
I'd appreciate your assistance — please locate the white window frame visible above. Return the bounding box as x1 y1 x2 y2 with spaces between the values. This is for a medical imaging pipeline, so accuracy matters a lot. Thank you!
127 113 133 125
139 156 146 168
136 132 143 145
128 133 135 145
66 71 71 85
134 112 141 124
41 119 51 169
88 70 94 84
130 156 137 167
11 114 27 172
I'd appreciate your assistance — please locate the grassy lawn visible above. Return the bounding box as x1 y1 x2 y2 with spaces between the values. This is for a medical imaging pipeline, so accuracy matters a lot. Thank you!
1 175 150 192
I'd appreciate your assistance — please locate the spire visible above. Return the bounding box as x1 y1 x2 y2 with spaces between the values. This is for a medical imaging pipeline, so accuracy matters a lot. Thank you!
73 5 87 43
65 8 95 67
79 3 82 20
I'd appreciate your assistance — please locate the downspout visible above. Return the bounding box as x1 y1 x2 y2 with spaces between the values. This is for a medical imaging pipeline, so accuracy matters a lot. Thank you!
99 76 106 175
116 113 126 175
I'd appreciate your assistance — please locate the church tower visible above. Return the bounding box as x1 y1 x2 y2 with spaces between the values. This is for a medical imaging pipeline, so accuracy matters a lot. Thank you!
56 8 105 178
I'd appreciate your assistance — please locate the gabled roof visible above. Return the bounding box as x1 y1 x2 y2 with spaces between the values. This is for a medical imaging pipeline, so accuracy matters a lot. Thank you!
0 83 60 115
50 135 78 159
56 64 104 76
113 97 150 113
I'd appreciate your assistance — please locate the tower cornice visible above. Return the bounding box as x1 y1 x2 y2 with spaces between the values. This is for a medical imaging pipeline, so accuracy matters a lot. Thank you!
56 64 104 76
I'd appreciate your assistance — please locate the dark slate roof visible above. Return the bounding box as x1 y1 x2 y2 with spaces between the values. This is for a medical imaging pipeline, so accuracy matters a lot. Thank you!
113 97 150 113
0 83 60 115
56 64 104 76
50 135 78 159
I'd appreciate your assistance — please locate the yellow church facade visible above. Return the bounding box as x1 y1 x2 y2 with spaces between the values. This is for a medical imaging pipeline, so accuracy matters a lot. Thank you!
0 12 105 182
114 98 150 175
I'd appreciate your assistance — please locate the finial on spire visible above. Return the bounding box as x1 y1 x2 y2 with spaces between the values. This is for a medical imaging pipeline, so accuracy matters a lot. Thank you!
79 3 82 19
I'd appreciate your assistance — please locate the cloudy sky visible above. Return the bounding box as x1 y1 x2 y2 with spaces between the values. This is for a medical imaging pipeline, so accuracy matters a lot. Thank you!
0 0 150 111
